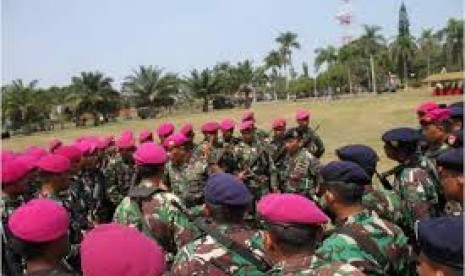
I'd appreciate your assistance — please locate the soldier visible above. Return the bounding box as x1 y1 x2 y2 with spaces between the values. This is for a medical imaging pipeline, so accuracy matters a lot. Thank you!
335 144 403 226
172 173 266 275
113 142 197 252
157 122 175 144
436 148 463 216
103 131 137 206
268 118 287 166
416 101 438 120
7 199 78 275
139 129 154 144
164 133 207 209
2 160 30 219
219 119 240 145
420 108 452 160
192 121 223 169
35 154 72 202
295 109 325 158
242 110 269 141
382 128 440 239
180 123 197 152
314 161 410 275
278 128 319 197
80 223 166 276
235 120 272 200
257 193 329 275
416 217 463 276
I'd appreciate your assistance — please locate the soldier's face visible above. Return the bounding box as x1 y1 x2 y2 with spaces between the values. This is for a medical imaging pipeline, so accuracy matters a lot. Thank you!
297 119 309 128
417 252 443 276
204 132 218 143
273 128 285 140
285 138 300 154
241 130 254 143
438 167 463 202
222 130 233 140
168 146 186 163
451 118 463 132
422 123 445 144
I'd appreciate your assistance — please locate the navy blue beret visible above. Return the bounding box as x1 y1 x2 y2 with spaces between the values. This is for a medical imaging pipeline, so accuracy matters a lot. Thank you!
437 148 463 173
417 216 463 269
320 161 370 186
448 101 463 109
450 106 463 118
336 145 379 177
447 130 463 148
283 128 301 140
205 173 252 206
381 127 419 147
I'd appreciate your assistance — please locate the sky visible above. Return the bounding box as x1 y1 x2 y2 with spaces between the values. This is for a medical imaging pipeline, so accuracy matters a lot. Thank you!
2 0 463 88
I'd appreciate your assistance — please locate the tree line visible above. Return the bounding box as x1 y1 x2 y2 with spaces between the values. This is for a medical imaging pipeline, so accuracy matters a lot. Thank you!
2 9 463 133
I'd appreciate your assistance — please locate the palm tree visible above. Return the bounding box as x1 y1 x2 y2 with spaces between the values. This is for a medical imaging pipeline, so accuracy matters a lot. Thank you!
314 46 338 71
68 71 118 125
264 50 284 100
185 68 220 112
275 32 301 90
360 25 385 92
437 18 464 71
123 66 179 107
391 35 417 88
418 28 438 76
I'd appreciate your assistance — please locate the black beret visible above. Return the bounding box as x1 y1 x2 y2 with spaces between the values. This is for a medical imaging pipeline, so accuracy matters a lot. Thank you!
320 161 370 186
204 173 252 206
417 216 463 269
381 127 419 148
448 101 464 109
336 144 379 177
437 148 463 173
450 106 464 118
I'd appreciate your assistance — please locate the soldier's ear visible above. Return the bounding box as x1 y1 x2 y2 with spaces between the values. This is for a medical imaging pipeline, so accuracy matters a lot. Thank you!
263 231 274 251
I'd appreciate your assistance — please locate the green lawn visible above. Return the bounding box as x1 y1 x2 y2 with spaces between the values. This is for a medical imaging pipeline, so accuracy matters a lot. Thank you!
2 89 461 171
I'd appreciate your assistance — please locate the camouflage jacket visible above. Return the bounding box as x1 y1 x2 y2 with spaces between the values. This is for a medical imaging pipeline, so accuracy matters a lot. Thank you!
278 148 319 197
313 262 366 276
164 159 207 207
362 186 403 226
172 223 265 275
113 180 198 253
268 255 321 275
424 143 449 160
192 140 225 167
102 153 136 204
255 128 270 142
234 139 272 198
393 165 439 236
1 194 24 222
314 210 410 276
298 127 325 158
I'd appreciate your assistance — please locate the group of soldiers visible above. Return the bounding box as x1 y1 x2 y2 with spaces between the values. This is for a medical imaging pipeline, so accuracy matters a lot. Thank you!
1 102 463 276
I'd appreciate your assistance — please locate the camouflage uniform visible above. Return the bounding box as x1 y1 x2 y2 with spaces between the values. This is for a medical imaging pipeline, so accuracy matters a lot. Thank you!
172 223 265 275
255 128 270 142
113 180 198 253
314 209 410 276
103 153 136 205
234 139 272 199
392 164 439 238
362 186 403 226
192 140 224 167
313 262 366 276
298 127 325 158
164 159 207 208
278 148 319 197
1 194 24 221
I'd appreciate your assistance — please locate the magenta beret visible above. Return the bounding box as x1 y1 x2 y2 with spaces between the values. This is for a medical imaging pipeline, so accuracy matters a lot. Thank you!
272 118 286 130
36 154 71 174
81 223 166 276
8 199 69 242
242 111 255 122
55 146 83 163
163 133 187 148
201 121 220 133
180 123 194 136
157 123 175 139
139 130 153 143
27 146 48 158
239 120 255 132
258 193 328 225
220 119 235 131
2 160 29 185
133 142 167 166
417 101 438 114
421 108 452 125
296 109 310 121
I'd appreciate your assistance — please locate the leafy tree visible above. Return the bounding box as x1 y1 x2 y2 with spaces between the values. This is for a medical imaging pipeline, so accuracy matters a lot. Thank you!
437 18 464 71
276 31 301 86
314 45 338 71
185 68 221 112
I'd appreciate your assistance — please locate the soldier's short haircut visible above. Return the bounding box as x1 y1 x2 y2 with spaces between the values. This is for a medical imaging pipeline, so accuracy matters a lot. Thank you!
325 181 365 204
137 164 164 179
267 223 319 252
206 203 248 223
11 237 52 260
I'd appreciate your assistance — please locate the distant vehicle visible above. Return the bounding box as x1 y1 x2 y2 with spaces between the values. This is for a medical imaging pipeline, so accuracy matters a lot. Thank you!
137 106 159 119
212 95 235 110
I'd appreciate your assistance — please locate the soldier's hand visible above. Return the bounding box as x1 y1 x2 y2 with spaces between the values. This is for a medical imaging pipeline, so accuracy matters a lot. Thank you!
236 171 247 180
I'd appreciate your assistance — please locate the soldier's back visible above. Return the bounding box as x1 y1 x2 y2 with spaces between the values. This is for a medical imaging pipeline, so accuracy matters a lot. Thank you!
362 186 403 226
315 210 409 275
172 223 264 276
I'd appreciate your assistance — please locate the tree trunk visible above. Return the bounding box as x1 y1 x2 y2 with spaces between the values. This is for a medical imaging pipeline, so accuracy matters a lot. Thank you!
427 55 431 76
347 65 353 95
202 98 209 112
370 55 377 93
403 57 408 91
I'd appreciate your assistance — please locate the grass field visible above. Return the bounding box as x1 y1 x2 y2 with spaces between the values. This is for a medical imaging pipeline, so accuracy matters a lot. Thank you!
2 89 461 171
